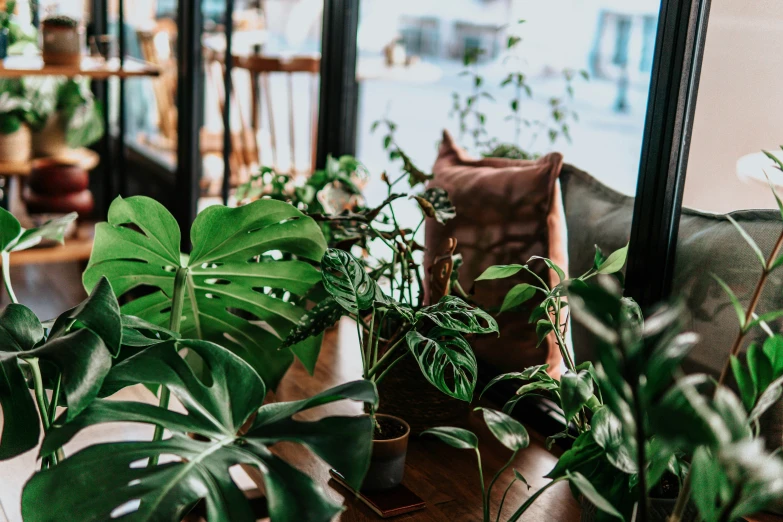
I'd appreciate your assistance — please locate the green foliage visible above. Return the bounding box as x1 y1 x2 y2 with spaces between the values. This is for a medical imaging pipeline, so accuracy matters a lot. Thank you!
406 327 477 401
321 248 377 314
0 81 32 134
83 196 327 388
22 338 378 522
414 295 498 335
423 408 530 522
0 278 121 460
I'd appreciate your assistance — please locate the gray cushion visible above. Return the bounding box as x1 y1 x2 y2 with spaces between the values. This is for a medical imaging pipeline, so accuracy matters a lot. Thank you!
560 163 783 377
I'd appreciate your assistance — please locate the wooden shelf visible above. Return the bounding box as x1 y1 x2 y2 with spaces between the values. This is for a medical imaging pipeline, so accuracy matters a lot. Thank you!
0 55 160 79
3 222 94 267
0 148 100 176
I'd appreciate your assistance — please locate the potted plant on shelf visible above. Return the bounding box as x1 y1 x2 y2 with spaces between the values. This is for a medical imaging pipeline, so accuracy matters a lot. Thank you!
0 78 32 163
0 198 382 522
40 14 82 66
30 77 104 157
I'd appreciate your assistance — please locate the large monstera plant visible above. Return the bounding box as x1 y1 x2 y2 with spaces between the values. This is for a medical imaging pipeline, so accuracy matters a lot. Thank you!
22 340 377 522
83 195 328 388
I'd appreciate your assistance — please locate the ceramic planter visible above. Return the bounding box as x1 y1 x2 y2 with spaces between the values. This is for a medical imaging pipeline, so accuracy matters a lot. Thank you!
25 159 93 216
32 114 71 157
42 21 83 66
581 496 697 522
0 124 31 163
361 414 410 491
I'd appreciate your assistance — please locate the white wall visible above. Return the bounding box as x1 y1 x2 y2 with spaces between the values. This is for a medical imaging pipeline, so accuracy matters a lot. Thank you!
684 0 783 213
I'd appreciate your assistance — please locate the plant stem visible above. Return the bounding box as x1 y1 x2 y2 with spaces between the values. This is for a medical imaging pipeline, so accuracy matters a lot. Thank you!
27 358 61 465
373 351 409 386
1 252 18 304
149 266 188 467
486 450 518 520
506 477 565 522
47 373 61 421
630 381 649 522
673 227 783 521
475 448 489 522
497 478 519 522
367 335 407 378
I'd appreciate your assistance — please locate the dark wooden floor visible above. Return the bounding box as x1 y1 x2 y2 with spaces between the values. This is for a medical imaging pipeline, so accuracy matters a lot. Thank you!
270 318 580 521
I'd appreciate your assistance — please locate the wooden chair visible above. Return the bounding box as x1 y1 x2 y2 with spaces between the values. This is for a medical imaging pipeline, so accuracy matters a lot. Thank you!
203 49 321 190
137 19 178 144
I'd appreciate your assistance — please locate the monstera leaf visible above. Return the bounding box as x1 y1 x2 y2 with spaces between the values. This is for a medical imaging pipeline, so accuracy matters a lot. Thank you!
320 248 376 314
83 196 328 388
415 296 499 335
406 327 478 401
0 278 121 460
22 340 377 522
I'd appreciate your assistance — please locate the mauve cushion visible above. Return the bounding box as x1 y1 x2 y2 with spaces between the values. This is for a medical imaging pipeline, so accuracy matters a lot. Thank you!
424 130 565 378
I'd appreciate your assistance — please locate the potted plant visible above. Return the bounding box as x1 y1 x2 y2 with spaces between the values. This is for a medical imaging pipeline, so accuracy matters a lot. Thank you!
275 143 497 489
0 199 382 522
40 14 82 66
30 77 104 157
0 0 16 59
425 173 783 521
0 78 32 163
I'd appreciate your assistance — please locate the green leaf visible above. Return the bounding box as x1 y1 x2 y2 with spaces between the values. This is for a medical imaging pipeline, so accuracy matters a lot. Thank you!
566 472 624 521
11 213 78 253
280 297 344 372
593 245 606 270
476 264 525 281
745 310 783 333
595 244 628 275
406 327 477 401
83 196 327 389
546 431 603 479
712 386 752 442
500 284 537 312
0 281 121 460
713 275 746 330
591 407 636 473
762 164 783 222
25 340 377 522
414 188 456 224
560 370 593 423
321 248 376 315
477 407 529 451
749 374 783 423
479 365 552 399
748 342 774 396
415 296 498 335
529 256 565 283
0 206 21 251
762 334 783 376
731 356 756 412
726 215 766 269
421 426 478 449
690 447 731 522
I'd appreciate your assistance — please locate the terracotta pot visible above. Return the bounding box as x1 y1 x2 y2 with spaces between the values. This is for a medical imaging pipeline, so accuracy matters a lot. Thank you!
42 23 83 66
362 414 410 491
28 159 89 194
0 125 31 163
25 189 93 215
32 114 71 158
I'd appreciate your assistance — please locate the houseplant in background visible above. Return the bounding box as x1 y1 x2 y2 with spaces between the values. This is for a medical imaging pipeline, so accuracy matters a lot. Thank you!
29 77 105 156
0 198 381 522
0 79 32 163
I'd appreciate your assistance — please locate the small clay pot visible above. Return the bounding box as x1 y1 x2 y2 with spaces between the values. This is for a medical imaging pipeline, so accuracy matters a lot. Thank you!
29 159 89 195
32 114 70 157
41 20 83 66
0 125 31 163
361 414 410 491
25 189 93 216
